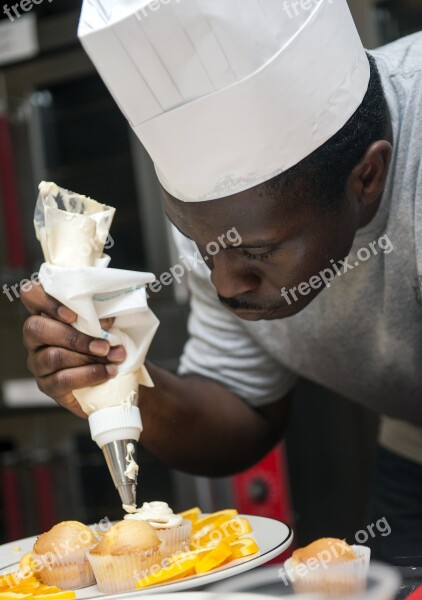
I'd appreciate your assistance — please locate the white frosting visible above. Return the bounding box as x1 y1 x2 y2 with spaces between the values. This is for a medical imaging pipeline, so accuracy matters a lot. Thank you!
124 442 139 481
35 182 157 420
75 371 139 416
35 181 114 267
124 501 182 529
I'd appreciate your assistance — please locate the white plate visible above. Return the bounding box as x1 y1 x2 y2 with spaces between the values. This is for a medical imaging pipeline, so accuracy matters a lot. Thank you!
78 595 284 600
0 516 293 596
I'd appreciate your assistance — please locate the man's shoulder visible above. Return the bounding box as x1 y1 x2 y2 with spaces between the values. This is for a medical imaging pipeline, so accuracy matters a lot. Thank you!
370 32 422 77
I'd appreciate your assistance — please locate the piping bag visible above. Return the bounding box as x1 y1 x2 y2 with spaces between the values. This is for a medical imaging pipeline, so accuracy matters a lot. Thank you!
34 181 160 509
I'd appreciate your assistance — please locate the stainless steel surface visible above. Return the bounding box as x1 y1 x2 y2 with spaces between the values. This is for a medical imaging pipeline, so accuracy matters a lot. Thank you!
117 482 137 508
102 439 138 506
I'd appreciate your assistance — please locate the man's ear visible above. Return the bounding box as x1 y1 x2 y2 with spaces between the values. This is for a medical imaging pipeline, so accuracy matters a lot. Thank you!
348 140 392 207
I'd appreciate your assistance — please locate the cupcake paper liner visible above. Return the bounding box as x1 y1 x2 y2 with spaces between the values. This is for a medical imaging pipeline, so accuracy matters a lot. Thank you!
87 547 161 594
156 519 192 558
33 547 93 567
32 548 96 590
284 545 371 596
34 553 95 590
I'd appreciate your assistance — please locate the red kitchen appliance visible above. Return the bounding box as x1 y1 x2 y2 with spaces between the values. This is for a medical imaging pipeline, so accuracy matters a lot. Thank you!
232 442 294 562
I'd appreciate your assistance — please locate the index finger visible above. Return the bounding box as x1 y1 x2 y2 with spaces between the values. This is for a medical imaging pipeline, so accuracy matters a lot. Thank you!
20 280 76 324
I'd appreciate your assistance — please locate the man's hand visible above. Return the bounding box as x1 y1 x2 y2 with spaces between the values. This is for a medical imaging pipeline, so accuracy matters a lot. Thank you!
20 284 290 476
20 282 126 418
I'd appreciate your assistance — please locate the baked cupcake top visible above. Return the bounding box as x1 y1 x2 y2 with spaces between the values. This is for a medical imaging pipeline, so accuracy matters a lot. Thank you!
124 501 183 529
34 521 96 555
292 538 357 566
90 520 159 556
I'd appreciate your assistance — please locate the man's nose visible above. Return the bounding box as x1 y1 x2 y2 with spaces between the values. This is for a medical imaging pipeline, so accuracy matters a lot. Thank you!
210 251 260 298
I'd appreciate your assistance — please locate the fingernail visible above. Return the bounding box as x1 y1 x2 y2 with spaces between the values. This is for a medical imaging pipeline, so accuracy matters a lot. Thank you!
106 364 118 377
89 340 110 357
58 306 76 323
108 346 126 363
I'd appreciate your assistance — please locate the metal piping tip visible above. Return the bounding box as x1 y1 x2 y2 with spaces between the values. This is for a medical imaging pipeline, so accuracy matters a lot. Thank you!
118 482 137 508
101 439 138 507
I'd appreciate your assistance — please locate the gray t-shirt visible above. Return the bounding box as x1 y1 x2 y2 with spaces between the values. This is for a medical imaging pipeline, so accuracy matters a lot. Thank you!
175 34 422 438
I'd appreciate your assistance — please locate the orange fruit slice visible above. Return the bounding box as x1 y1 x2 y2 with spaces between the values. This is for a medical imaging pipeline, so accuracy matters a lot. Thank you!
8 585 39 595
33 587 62 595
0 574 20 592
136 557 198 588
191 509 238 533
195 542 233 574
18 555 40 581
0 594 32 599
193 517 252 548
168 548 209 563
34 594 76 600
178 507 202 523
229 537 260 559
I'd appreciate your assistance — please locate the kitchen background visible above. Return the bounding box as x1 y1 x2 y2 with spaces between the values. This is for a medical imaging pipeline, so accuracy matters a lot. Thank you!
0 0 421 546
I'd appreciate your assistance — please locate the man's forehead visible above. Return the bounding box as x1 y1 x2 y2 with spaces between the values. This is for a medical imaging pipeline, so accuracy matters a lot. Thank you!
163 185 295 244
164 184 272 220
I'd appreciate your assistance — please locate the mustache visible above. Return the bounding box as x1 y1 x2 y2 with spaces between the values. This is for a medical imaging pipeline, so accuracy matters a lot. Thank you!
218 294 266 311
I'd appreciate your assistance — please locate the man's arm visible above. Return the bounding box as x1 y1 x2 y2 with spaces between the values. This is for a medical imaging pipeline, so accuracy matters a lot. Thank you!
138 363 290 475
21 284 290 476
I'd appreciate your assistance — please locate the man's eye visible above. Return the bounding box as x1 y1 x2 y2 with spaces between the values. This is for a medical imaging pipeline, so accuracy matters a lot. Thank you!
241 248 276 262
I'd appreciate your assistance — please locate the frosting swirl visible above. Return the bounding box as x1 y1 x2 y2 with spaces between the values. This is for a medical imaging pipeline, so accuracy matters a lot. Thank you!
124 501 182 529
124 442 139 481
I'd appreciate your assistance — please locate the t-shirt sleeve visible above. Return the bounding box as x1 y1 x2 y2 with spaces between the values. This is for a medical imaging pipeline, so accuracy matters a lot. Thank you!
173 228 297 406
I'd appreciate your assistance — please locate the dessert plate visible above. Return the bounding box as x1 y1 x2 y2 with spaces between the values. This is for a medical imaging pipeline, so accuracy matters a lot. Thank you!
0 516 293 597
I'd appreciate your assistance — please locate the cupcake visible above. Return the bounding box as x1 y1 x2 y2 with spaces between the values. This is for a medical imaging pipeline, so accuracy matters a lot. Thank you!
87 520 160 594
124 501 192 558
284 538 370 596
32 521 97 589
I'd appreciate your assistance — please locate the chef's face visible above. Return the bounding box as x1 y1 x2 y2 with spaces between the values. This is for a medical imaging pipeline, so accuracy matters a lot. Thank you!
163 183 362 321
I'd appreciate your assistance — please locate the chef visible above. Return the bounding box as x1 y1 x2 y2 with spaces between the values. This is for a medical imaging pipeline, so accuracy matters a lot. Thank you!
20 0 422 562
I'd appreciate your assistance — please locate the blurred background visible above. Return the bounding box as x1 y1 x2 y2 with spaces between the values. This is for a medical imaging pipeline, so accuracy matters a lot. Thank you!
0 0 421 546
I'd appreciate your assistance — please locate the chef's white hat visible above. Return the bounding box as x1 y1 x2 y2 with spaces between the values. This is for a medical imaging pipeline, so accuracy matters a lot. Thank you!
78 0 370 202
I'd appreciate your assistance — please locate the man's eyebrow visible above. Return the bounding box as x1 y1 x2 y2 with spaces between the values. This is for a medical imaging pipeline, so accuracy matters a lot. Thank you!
229 240 281 249
165 211 281 249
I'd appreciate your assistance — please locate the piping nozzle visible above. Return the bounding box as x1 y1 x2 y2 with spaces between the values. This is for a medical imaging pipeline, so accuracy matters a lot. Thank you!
88 405 142 507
